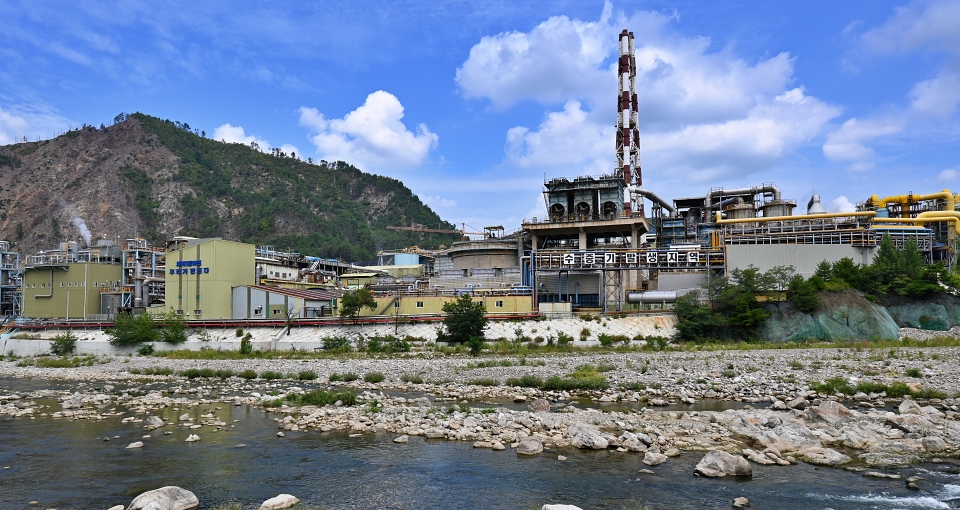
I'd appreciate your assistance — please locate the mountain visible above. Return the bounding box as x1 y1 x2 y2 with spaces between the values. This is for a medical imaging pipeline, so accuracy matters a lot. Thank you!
0 113 461 261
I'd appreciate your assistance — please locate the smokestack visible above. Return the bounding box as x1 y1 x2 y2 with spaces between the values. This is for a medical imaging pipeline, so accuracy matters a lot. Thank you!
617 29 641 216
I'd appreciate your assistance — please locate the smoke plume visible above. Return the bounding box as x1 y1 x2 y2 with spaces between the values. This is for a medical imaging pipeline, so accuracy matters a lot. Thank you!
72 217 92 247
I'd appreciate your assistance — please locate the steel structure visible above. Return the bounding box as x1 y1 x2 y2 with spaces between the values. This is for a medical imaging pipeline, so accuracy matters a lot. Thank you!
616 29 641 214
0 241 20 317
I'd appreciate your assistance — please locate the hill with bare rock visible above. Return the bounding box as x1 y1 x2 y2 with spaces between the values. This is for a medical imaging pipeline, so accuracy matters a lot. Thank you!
0 113 459 260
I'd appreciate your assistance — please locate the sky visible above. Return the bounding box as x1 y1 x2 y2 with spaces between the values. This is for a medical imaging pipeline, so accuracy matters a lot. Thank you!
2 0 959 231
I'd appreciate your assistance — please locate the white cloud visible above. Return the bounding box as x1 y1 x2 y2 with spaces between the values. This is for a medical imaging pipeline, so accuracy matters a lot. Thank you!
213 123 270 151
420 195 457 208
821 117 905 168
940 168 959 181
909 70 960 117
832 195 856 213
0 103 73 146
463 6 839 184
299 91 438 171
279 144 301 158
861 0 960 55
506 100 614 174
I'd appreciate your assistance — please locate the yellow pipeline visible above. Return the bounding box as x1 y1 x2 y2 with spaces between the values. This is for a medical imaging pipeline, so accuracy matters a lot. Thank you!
869 189 954 216
714 210 876 225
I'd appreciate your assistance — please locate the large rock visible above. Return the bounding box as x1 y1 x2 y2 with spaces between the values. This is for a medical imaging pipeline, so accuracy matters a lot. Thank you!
800 447 852 466
806 401 858 426
567 422 608 450
143 415 165 430
885 414 935 434
126 486 198 510
759 290 900 342
694 451 752 478
517 437 544 456
258 494 300 510
642 452 667 466
898 399 923 415
528 398 551 413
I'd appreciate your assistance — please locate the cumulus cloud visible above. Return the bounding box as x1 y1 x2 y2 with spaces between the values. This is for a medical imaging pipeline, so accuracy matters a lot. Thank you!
909 70 960 117
822 117 905 169
468 6 839 183
299 91 438 171
0 103 73 145
832 195 857 213
861 0 960 54
940 168 959 181
213 123 270 151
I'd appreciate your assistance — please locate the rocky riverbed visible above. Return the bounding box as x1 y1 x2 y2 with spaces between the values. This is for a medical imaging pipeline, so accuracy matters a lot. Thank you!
3 345 960 474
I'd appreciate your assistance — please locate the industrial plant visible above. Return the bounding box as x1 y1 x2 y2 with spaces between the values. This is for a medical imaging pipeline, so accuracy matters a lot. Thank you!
0 29 955 328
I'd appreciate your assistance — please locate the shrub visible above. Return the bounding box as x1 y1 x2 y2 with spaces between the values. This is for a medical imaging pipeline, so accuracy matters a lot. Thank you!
390 337 411 353
137 343 155 356
261 370 283 380
159 310 188 344
330 372 358 382
322 336 352 353
579 328 591 341
235 328 244 337
469 378 498 386
557 332 573 346
438 294 487 347
239 333 253 355
239 369 257 379
49 331 77 356
400 373 423 384
364 372 386 383
905 367 922 378
504 374 542 388
289 389 357 407
37 358 76 368
298 370 317 381
214 369 235 379
107 313 159 346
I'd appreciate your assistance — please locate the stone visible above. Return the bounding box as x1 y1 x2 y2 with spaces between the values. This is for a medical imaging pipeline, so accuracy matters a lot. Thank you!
568 422 608 450
664 447 680 457
492 442 506 451
863 472 901 479
517 437 544 456
557 455 567 461
886 414 935 434
922 436 946 452
528 398 551 413
143 415 165 429
276 432 285 437
108 506 124 510
424 428 445 439
179 413 190 421
732 497 750 508
513 395 527 402
126 486 199 510
393 435 409 444
541 506 584 510
807 401 858 425
694 451 752 478
642 452 667 466
258 494 300 510
800 448 853 467
786 397 808 410
638 469 655 475
899 399 923 415
126 441 144 449
184 434 200 442
853 392 870 402
234 444 247 448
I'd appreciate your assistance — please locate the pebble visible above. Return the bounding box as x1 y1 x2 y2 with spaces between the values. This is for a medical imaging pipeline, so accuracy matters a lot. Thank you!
125 441 144 449
732 496 749 508
277 432 285 437
557 455 567 461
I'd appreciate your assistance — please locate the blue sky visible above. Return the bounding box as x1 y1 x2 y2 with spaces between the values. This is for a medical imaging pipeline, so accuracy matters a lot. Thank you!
2 0 959 231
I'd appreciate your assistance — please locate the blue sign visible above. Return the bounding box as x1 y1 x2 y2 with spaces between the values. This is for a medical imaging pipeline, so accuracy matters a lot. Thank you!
170 260 210 275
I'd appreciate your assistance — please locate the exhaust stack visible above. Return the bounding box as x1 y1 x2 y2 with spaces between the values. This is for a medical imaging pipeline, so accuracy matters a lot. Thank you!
617 29 641 215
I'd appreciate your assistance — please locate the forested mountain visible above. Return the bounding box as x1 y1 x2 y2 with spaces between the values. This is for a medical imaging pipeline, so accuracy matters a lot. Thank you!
0 113 460 260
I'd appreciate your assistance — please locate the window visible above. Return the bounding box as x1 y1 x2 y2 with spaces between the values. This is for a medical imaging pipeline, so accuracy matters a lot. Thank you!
94 282 99 287
40 283 45 288
394 301 400 308
416 301 424 308
67 282 71 287
81 282 85 287
495 301 503 308
60 283 64 287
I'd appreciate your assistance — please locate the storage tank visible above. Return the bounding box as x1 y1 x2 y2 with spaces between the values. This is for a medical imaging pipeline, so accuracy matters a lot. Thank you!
724 202 756 219
394 253 419 266
760 199 797 217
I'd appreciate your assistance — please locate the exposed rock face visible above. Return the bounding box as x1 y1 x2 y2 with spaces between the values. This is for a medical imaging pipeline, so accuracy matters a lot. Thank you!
886 294 960 331
759 290 900 342
126 486 198 510
694 451 752 478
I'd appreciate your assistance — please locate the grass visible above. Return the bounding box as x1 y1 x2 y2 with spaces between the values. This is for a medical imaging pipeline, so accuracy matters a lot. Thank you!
905 367 922 378
273 389 359 407
400 373 423 384
364 372 386 383
468 378 499 386
239 369 257 379
810 376 947 399
129 366 175 376
788 359 805 370
504 366 609 391
260 370 284 380
298 370 318 381
329 372 358 382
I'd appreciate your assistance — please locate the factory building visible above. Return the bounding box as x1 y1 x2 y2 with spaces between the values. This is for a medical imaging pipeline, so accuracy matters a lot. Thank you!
162 237 255 320
21 240 124 319
232 285 341 319
0 241 19 318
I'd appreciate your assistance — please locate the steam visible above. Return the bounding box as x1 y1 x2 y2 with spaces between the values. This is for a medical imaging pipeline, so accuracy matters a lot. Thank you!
72 216 92 247
56 198 92 247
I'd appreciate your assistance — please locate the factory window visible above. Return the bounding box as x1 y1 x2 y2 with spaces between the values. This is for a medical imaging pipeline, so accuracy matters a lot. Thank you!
416 301 424 308
495 301 503 308
394 301 400 308
81 282 85 287
94 282 99 287
60 283 64 287
41 283 45 288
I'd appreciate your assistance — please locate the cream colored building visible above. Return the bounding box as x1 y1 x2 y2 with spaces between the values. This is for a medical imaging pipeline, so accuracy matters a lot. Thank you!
162 238 255 319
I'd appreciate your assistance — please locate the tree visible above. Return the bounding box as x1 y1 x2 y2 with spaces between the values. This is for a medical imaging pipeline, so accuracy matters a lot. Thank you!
107 312 159 346
673 291 724 342
339 289 377 322
787 274 821 313
814 260 833 282
159 309 188 344
766 265 798 300
439 294 487 354
50 331 77 355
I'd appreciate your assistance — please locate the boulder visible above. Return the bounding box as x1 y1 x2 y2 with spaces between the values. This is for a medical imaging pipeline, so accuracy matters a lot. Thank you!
800 448 852 466
567 422 608 450
642 452 667 466
143 416 165 429
886 414 935 434
922 436 946 452
732 497 750 508
898 399 923 415
694 451 752 478
126 486 199 510
126 441 144 449
258 494 300 510
393 435 409 444
786 397 808 410
184 434 200 442
517 437 544 456
806 401 858 425
528 398 551 413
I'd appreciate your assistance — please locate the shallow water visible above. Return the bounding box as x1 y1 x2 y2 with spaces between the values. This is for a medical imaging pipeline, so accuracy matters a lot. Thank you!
2 379 960 509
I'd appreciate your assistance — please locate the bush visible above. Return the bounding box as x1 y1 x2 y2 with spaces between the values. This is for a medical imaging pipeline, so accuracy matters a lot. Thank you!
181 367 216 379
289 389 357 407
239 333 253 355
137 343 155 356
235 328 244 337
330 372 358 382
557 332 573 346
260 370 283 380
905 367 922 378
400 373 423 384
579 328 591 341
214 369 235 379
504 374 543 388
438 294 487 346
298 370 317 381
469 378 498 386
364 372 385 383
107 313 159 346
50 331 77 356
159 310 188 344
239 369 257 379
322 336 352 353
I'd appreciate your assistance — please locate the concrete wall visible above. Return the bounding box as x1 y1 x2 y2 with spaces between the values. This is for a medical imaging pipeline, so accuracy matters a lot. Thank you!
727 244 877 278
21 263 123 319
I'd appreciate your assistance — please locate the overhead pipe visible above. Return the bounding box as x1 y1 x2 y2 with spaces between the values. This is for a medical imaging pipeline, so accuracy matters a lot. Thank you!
714 210 876 225
626 185 676 216
869 190 954 216
705 185 781 212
